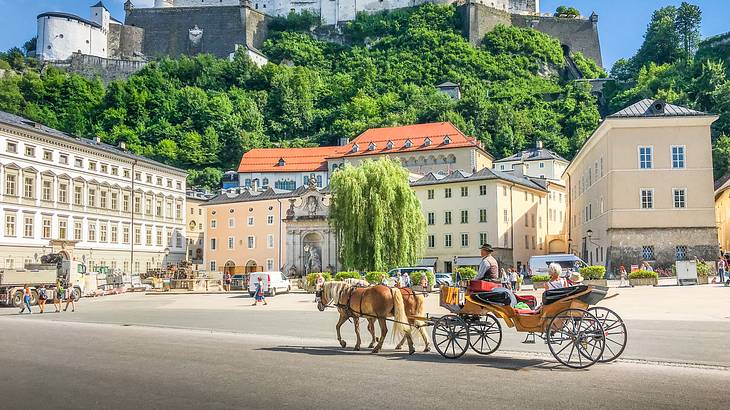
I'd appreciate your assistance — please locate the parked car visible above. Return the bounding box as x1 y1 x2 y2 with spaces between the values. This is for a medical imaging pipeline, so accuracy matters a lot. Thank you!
434 272 453 287
528 254 587 278
248 271 291 297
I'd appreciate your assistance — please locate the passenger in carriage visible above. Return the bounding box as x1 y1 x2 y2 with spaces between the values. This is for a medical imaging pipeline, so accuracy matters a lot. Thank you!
544 263 568 290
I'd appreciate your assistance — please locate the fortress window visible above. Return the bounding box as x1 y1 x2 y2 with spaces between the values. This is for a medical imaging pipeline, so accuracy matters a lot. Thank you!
59 34 64 39
86 40 90 44
47 45 52 49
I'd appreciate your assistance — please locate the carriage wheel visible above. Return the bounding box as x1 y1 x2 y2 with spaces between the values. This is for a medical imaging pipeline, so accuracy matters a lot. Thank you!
432 315 469 359
467 315 502 355
546 308 605 369
588 307 627 363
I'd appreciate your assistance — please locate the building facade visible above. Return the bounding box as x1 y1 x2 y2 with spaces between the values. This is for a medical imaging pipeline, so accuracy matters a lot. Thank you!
493 140 568 181
565 99 718 273
185 190 213 267
0 111 187 275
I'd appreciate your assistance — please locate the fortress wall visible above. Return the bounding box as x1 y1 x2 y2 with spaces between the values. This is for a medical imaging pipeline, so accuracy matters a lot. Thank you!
244 7 272 50
67 53 147 84
457 3 511 46
108 24 144 59
511 13 602 66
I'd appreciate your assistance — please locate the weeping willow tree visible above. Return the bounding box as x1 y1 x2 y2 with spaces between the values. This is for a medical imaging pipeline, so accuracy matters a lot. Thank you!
329 158 426 271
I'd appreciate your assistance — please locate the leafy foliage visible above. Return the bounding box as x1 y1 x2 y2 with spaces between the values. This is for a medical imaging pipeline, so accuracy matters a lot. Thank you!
409 270 435 287
306 272 333 286
334 271 361 281
330 158 426 271
579 265 606 280
554 6 580 18
454 267 477 281
531 274 551 282
365 271 388 284
629 270 659 279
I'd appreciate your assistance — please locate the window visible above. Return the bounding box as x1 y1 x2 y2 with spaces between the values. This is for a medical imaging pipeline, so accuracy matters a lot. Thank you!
503 209 508 223
157 177 163 186
479 209 487 223
41 180 52 201
123 194 130 212
176 203 182 219
74 186 83 205
525 235 530 249
88 161 97 171
155 200 162 216
675 245 688 261
111 192 118 210
641 246 655 261
74 221 83 241
267 234 274 249
247 216 254 226
5 215 16 236
671 146 685 169
479 185 487 196
135 172 141 181
88 189 96 207
247 236 255 249
155 229 161 246
539 162 544 168
210 238 217 250
23 176 34 198
211 219 217 229
267 215 274 225
58 219 68 239
111 167 118 176
6 141 17 153
210 261 217 271
461 186 468 197
427 235 435 248
88 222 97 242
444 211 452 225
111 226 118 243
460 210 468 224
74 157 83 168
444 234 452 247
145 198 152 215
146 174 152 184
427 212 435 225
5 174 16 196
444 188 452 198
134 227 141 245
59 154 68 165
479 232 487 246
122 225 129 244
23 216 33 238
525 214 529 227
266 259 274 271
639 146 653 169
673 188 686 208
460 233 469 247
427 189 434 200
228 217 235 228
123 169 130 178
25 145 35 157
100 224 107 242
640 189 654 209
43 150 52 161
100 191 108 209
176 181 182 190
101 164 108 174
59 182 68 203
228 237 234 249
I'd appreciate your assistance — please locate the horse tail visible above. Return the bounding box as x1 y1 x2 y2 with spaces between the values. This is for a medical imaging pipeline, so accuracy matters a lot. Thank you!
391 288 413 342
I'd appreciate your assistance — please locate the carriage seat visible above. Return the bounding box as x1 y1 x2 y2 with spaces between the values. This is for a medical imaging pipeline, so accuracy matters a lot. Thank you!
472 289 512 306
542 285 589 305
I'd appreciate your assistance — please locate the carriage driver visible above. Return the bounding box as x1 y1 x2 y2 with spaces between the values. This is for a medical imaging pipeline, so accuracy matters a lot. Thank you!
476 244 500 282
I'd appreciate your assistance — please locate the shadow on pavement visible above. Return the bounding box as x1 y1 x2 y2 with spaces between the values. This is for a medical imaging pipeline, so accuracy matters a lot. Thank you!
260 345 565 371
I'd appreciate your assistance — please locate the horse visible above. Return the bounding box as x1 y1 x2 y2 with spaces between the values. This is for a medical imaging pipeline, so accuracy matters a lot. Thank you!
394 287 431 352
318 281 417 355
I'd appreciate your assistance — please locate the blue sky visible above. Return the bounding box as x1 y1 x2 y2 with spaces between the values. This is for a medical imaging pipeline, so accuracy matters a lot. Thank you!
0 0 727 69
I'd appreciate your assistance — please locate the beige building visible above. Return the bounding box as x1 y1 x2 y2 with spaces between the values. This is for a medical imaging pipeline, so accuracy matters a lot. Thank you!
714 178 730 253
564 99 718 273
412 167 566 273
185 190 213 267
493 140 569 182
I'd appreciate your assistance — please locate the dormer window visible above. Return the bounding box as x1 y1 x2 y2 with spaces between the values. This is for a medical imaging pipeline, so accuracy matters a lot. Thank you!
368 142 376 151
277 158 286 167
404 139 413 148
424 137 432 147
386 140 394 150
443 136 451 145
352 143 359 153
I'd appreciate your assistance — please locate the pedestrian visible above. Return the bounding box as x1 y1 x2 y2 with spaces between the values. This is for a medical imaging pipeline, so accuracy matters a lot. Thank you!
401 271 412 288
500 268 510 290
516 270 524 291
53 283 63 313
419 273 429 292
718 256 726 284
619 265 628 288
19 285 32 314
37 284 48 314
314 273 325 302
251 276 267 306
642 261 654 272
509 268 517 291
224 272 232 292
63 285 76 312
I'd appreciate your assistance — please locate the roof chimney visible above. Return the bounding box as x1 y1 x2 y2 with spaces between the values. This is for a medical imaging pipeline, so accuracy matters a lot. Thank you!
338 137 350 146
119 141 127 150
513 163 526 177
536 140 543 149
95 136 101 143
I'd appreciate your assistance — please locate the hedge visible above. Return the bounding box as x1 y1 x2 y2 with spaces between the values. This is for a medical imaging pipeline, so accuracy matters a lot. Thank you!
629 270 658 279
696 261 710 277
306 272 332 286
579 265 606 280
453 267 477 282
365 271 388 284
531 275 550 282
334 271 361 281
410 270 435 286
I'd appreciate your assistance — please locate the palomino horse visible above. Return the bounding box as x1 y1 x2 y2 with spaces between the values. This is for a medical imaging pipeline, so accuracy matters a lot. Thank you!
318 281 417 354
394 287 431 352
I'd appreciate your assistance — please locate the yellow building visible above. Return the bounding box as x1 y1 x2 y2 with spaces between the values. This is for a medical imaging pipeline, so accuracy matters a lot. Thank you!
185 190 212 267
714 178 730 253
565 99 718 273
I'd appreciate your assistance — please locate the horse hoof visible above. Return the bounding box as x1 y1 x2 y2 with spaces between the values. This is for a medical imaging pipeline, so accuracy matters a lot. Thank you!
371 348 380 354
424 347 431 353
354 346 360 351
368 344 375 349
409 349 416 356
340 340 347 348
395 345 402 351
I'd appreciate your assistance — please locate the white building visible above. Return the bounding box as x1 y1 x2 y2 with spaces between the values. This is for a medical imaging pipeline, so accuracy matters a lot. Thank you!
0 111 188 275
36 2 119 61
237 146 338 191
493 141 568 182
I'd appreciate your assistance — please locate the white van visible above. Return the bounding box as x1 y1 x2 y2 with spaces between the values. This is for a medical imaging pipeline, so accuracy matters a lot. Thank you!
248 271 291 297
528 254 587 277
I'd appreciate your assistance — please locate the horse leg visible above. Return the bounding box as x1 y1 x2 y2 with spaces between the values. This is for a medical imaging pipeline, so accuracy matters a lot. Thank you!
419 323 431 352
372 318 388 354
335 312 348 348
367 318 377 349
395 335 405 350
353 316 362 351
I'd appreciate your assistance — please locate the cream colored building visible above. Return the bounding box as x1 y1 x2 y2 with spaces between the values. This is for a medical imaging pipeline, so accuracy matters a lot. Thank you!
493 140 569 182
564 99 718 273
0 110 187 275
185 190 212 267
412 167 565 273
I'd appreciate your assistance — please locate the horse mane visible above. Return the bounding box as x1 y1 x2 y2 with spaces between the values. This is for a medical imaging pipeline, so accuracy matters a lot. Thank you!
323 281 351 305
343 278 370 287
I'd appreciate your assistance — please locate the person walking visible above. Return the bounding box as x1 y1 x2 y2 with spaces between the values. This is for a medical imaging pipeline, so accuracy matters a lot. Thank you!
63 285 76 312
516 270 524 291
252 276 267 306
619 265 628 288
718 256 726 284
500 268 510 290
53 283 64 313
509 268 517 291
37 285 48 314
224 272 232 292
18 285 33 314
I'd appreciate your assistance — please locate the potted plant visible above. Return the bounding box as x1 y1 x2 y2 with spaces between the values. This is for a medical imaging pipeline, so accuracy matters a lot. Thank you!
453 267 477 287
304 272 332 293
696 261 710 285
580 265 607 286
409 270 435 292
629 269 658 286
531 275 550 290
365 271 388 285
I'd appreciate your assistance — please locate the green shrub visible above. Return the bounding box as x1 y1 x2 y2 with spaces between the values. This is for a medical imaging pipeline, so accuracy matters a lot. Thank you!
579 265 606 280
531 275 551 283
696 261 711 277
334 271 361 281
629 270 658 279
306 272 332 286
410 270 435 286
555 6 580 17
365 271 388 284
453 267 477 282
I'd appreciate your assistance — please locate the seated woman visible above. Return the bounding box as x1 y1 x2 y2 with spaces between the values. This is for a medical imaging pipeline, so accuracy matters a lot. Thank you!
544 263 568 290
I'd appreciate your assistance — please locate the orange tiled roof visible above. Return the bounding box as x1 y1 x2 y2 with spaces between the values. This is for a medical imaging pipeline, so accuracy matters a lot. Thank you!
335 122 488 158
237 146 343 173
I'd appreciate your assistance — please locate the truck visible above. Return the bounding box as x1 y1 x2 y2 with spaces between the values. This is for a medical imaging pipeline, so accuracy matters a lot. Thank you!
0 253 87 307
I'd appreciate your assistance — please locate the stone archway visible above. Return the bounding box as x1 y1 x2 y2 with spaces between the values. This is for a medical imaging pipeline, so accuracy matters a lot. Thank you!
224 260 236 274
548 238 567 253
302 232 323 275
245 260 259 273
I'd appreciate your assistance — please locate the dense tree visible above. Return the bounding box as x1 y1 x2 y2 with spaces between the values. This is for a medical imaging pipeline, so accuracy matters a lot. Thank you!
329 158 426 271
675 2 702 58
554 6 580 18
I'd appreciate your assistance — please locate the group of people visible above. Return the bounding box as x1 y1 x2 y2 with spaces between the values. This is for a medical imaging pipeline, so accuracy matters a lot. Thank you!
499 267 524 291
18 282 76 314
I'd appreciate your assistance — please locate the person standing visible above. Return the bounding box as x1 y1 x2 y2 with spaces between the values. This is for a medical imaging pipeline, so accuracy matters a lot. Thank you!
314 273 325 302
401 271 412 288
37 285 48 314
476 244 499 282
18 285 32 314
619 265 628 288
252 276 267 306
516 270 524 291
509 268 517 291
224 272 232 292
500 268 510 290
718 256 726 284
53 283 63 313
63 285 76 312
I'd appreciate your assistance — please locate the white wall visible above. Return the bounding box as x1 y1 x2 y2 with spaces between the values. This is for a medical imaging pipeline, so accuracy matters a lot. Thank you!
238 171 328 190
37 16 108 61
173 0 241 6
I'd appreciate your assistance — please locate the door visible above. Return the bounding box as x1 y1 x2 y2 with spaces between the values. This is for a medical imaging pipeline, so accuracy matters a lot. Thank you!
444 261 452 273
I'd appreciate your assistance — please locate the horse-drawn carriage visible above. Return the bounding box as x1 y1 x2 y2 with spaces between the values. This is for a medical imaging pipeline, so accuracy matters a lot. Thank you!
433 282 627 368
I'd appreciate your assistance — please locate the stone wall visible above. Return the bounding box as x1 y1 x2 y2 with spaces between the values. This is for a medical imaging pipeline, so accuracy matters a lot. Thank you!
108 24 144 59
67 53 147 84
458 2 511 46
606 227 719 273
244 7 271 50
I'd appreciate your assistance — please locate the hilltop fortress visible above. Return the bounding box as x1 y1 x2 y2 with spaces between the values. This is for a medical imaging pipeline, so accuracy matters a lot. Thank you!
36 0 601 80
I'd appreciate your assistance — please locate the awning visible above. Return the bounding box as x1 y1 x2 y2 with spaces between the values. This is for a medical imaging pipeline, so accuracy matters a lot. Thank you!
417 257 438 266
456 256 483 266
